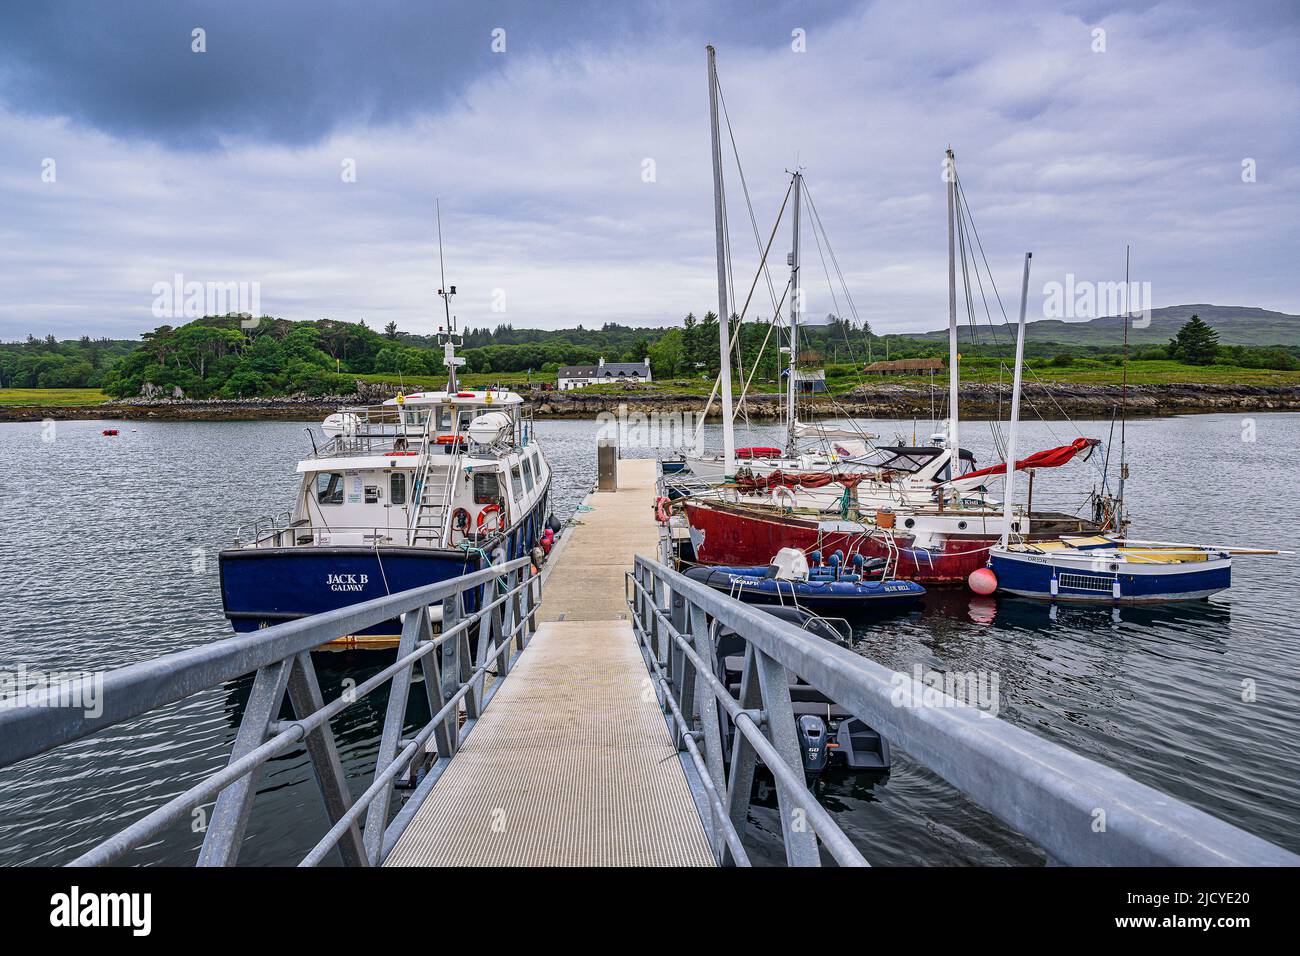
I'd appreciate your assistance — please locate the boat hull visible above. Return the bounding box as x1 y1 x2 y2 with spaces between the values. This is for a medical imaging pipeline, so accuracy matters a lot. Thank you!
988 550 1231 603
220 483 551 642
683 501 996 584
219 546 486 639
686 565 924 610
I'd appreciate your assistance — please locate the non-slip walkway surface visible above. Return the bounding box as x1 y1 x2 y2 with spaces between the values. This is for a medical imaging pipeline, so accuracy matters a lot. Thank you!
385 458 714 866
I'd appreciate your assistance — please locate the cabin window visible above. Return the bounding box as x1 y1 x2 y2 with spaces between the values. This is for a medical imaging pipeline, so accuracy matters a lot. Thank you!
473 472 501 504
390 472 407 505
522 457 535 492
315 472 344 505
532 453 542 482
511 464 524 497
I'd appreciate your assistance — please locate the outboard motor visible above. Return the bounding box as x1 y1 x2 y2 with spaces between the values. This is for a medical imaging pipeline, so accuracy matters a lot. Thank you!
797 714 830 775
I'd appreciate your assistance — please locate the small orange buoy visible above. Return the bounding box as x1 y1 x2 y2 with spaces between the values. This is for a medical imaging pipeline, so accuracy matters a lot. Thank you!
102 429 119 436
968 567 997 595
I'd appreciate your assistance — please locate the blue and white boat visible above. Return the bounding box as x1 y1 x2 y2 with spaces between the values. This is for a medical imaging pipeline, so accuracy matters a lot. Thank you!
685 548 925 611
977 250 1284 603
987 536 1232 603
219 284 553 644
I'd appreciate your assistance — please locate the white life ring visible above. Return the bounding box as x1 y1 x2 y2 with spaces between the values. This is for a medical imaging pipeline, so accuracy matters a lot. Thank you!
770 485 798 510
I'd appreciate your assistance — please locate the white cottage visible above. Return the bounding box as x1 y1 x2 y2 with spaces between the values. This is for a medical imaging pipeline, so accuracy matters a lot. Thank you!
557 357 651 390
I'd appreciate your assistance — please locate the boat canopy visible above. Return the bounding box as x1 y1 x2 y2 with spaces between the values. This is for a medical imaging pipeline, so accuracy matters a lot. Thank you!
868 445 974 474
385 388 523 407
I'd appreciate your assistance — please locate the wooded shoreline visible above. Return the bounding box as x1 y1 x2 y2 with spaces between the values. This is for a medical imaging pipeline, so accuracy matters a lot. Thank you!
5 381 1300 422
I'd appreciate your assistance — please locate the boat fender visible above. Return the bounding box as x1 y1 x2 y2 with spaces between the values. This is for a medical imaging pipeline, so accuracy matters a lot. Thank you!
546 514 563 535
477 503 503 533
809 550 822 567
828 551 843 581
968 567 997 595
530 546 546 569
770 485 797 510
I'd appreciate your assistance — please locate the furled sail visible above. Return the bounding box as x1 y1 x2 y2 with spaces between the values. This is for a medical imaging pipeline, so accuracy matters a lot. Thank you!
943 437 1100 492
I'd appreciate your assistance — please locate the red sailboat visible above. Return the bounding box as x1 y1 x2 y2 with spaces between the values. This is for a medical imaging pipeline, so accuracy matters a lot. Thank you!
683 438 1106 584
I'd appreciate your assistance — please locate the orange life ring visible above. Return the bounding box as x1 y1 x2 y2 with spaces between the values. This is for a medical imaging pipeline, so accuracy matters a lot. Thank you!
654 496 670 523
477 503 503 533
435 434 465 445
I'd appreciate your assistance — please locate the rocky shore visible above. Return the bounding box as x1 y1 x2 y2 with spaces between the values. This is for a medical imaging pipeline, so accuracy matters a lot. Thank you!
5 380 1300 423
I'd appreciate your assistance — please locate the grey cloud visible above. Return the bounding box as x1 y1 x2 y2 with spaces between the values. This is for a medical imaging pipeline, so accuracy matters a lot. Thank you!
0 0 1296 341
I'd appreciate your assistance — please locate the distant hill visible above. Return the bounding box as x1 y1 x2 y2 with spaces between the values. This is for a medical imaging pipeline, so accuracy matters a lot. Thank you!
900 305 1299 347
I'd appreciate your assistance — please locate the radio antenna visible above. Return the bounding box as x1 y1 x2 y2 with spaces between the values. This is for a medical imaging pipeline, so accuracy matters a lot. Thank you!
437 199 454 336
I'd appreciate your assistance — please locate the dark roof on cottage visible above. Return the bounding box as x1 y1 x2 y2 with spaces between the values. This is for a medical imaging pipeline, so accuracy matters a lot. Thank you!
558 360 650 378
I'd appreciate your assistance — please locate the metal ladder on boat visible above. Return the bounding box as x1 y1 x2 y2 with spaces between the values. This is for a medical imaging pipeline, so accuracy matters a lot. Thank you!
408 413 461 546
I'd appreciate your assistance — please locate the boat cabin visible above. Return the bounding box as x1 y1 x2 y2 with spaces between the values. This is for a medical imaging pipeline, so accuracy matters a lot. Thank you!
234 387 550 552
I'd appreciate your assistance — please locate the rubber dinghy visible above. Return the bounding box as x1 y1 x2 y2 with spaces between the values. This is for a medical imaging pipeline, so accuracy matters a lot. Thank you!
686 548 925 611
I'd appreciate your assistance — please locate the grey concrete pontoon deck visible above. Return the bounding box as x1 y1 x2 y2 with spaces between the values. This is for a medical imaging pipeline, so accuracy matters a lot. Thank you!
385 458 714 866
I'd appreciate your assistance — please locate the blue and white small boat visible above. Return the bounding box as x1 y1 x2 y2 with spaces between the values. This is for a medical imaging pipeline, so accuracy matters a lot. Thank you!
987 536 1232 603
975 251 1287 604
686 548 925 611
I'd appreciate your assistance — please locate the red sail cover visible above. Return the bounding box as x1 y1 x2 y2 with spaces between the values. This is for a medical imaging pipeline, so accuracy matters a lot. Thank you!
947 437 1099 485
735 469 864 491
736 446 783 459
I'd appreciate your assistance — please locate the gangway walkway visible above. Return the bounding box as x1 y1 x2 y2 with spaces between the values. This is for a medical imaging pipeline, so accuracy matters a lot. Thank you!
385 458 714 865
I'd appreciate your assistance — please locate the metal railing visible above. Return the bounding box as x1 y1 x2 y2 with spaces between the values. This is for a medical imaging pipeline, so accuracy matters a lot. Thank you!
234 510 294 545
0 556 541 867
233 523 411 549
626 555 1299 867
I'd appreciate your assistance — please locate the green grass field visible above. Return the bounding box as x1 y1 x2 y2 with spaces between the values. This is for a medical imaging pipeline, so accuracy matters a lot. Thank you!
0 388 109 406
847 359 1300 388
6 360 1298 410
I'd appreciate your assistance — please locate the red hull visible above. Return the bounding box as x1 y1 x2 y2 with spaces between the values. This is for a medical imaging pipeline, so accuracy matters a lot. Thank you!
683 502 993 585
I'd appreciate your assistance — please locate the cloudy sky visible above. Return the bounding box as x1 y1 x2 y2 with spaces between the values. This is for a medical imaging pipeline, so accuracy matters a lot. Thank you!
1 0 1297 341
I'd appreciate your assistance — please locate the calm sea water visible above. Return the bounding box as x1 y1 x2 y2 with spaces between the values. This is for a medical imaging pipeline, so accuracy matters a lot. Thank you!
1 413 1297 865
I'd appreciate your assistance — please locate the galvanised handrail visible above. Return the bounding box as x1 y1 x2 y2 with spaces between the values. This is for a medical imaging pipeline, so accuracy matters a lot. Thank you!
0 555 540 867
627 555 1300 867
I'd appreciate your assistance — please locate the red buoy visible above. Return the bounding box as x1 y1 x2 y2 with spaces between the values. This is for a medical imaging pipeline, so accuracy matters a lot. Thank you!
968 567 997 595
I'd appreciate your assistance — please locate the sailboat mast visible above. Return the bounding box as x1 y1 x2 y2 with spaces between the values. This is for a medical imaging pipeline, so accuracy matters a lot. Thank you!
946 148 960 473
1000 252 1033 547
1118 245 1131 530
707 45 736 476
786 170 802 442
